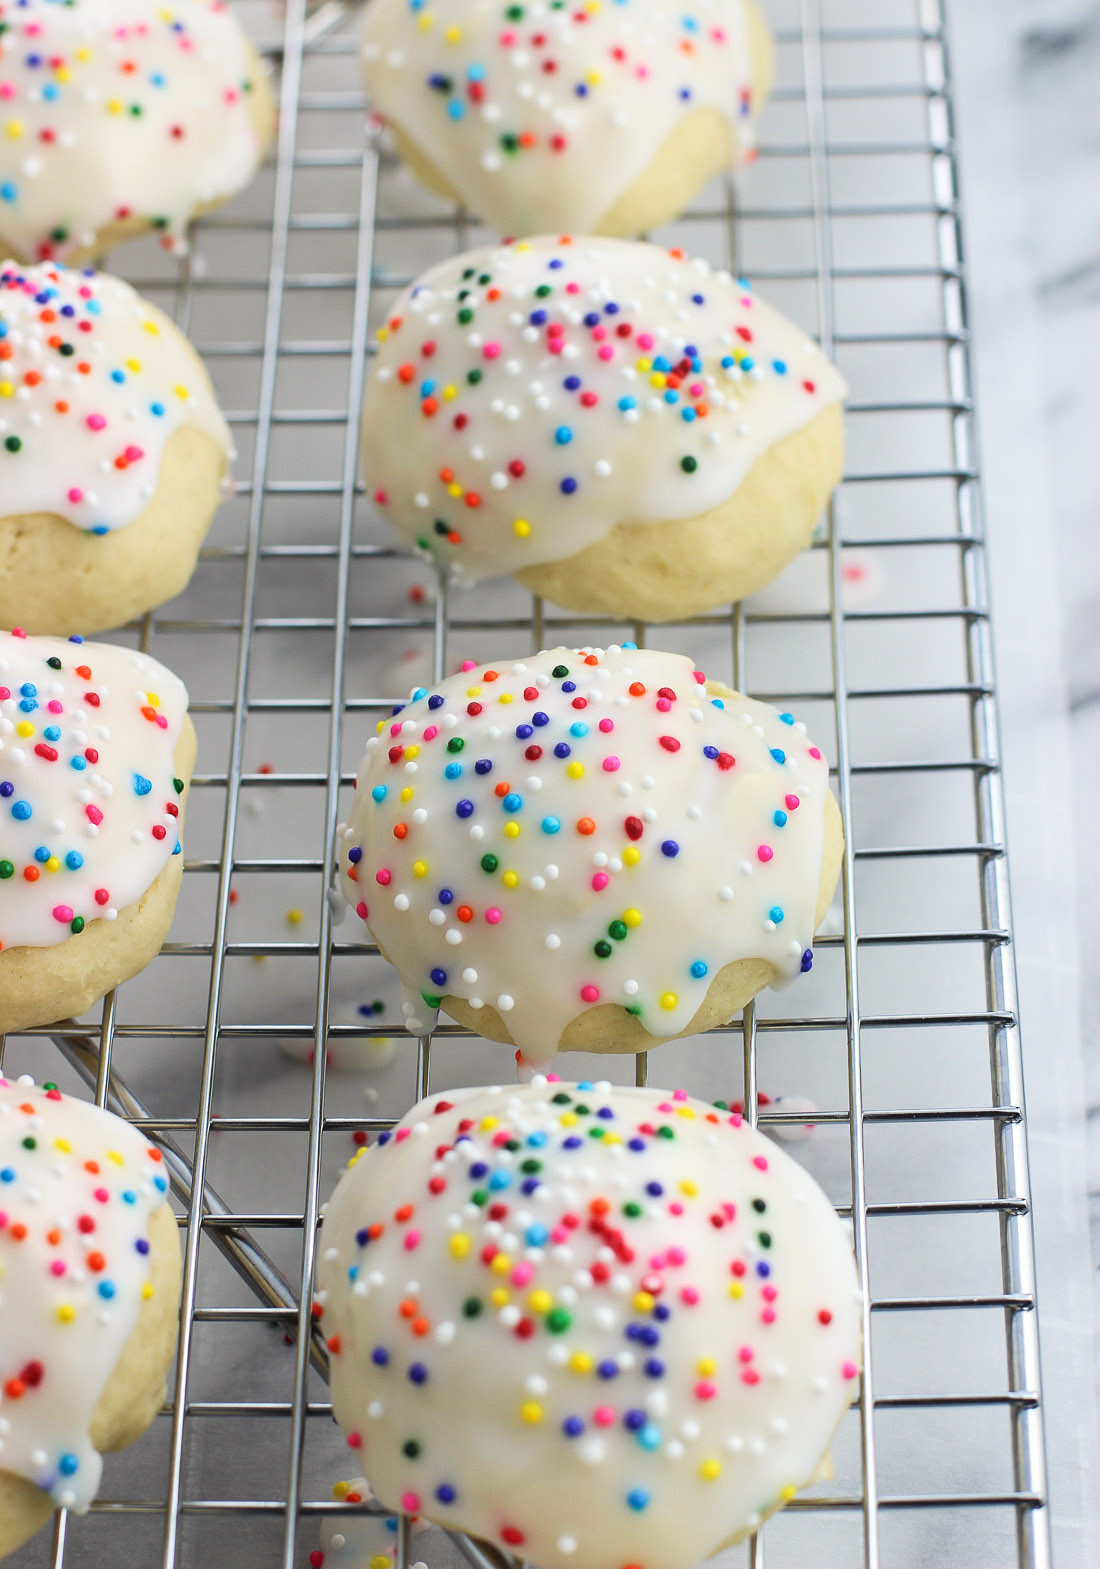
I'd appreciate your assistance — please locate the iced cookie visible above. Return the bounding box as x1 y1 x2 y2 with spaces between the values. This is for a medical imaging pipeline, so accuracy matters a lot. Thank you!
0 1075 182 1559
362 0 772 236
0 262 233 635
316 1077 862 1569
338 644 842 1064
0 628 195 1035
0 0 274 265
362 237 846 621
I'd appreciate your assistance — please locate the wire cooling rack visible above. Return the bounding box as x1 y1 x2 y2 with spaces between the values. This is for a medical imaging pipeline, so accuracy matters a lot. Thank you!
0 0 1054 1566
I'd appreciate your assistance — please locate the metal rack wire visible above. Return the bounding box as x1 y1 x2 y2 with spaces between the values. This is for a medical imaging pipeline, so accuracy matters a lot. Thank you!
0 0 1052 1566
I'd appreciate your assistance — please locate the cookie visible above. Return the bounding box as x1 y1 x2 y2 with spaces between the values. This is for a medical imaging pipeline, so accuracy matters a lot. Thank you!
338 645 841 1066
0 1075 182 1559
316 1077 862 1569
362 237 846 622
0 0 274 265
0 262 233 636
0 628 195 1035
362 0 773 236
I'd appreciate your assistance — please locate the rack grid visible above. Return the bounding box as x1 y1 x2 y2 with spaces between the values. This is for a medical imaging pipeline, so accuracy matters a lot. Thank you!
0 1 1053 1567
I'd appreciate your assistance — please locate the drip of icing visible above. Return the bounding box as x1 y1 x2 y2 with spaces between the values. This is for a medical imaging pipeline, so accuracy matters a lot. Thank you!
361 0 759 235
0 261 231 533
338 645 830 1062
0 628 189 951
316 1077 862 1569
0 0 267 261
0 1075 170 1513
362 236 847 583
311 1479 430 1569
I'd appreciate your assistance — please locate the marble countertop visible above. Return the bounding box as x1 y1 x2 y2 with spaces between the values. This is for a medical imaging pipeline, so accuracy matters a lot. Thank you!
948 0 1100 1560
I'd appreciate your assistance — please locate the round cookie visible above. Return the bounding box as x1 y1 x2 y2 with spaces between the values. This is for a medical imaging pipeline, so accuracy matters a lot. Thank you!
0 628 195 1035
362 0 773 237
0 1075 182 1559
0 0 274 266
362 237 846 622
316 1077 862 1569
0 262 233 636
338 645 842 1065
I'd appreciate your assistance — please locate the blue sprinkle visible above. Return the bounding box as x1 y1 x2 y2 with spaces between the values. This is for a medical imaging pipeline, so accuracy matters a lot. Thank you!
372 784 387 802
769 906 784 924
660 840 679 858
770 748 786 764
690 960 708 978
773 810 788 827
133 774 152 796
455 798 474 817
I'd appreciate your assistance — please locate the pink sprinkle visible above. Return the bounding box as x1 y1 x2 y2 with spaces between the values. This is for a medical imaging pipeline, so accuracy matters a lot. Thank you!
761 1307 776 1324
762 1285 777 1301
757 845 773 863
482 342 501 359
591 872 609 891
373 487 388 505
669 1202 684 1217
86 413 107 431
738 1346 754 1363
50 1260 66 1276
809 746 822 759
67 487 84 504
741 1367 761 1385
423 725 438 741
598 718 614 733
729 1112 743 1128
356 901 369 920
86 803 104 827
511 1261 534 1287
580 984 599 1003
47 700 62 714
680 1287 700 1306
124 445 143 462
402 1492 420 1511
658 735 679 752
550 1225 570 1244
694 1380 717 1399
375 868 391 886
347 1432 362 1449
843 1361 859 1381
53 905 74 923
637 332 654 350
672 1088 688 1100
693 670 706 684
94 1187 109 1203
461 660 477 672
666 1246 686 1266
785 793 800 810
389 722 403 737
485 907 502 924
593 1406 615 1427
591 325 606 342
597 344 614 360
656 698 671 713
395 1128 411 1143
752 1155 768 1171
404 1229 421 1251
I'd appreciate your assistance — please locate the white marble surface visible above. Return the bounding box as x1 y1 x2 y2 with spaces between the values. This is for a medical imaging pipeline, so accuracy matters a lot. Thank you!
949 0 1100 1560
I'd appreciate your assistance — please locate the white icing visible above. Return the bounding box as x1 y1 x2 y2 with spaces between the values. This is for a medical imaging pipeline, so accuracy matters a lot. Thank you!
0 1075 171 1513
338 645 831 1063
0 0 267 261
0 261 231 533
0 628 189 951
361 0 759 234
317 1078 862 1569
363 237 847 583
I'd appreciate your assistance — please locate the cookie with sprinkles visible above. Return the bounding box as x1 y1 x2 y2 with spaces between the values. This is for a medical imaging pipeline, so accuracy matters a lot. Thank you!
0 261 234 636
362 237 846 621
0 1075 182 1558
338 645 842 1064
316 1077 862 1569
362 0 772 236
0 0 274 265
0 627 195 1034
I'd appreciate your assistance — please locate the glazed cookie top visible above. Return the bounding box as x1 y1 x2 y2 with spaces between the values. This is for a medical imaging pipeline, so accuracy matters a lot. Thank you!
361 0 759 235
316 1078 862 1569
364 237 847 583
0 261 231 534
0 1075 171 1513
0 628 189 952
0 0 267 262
338 645 831 1063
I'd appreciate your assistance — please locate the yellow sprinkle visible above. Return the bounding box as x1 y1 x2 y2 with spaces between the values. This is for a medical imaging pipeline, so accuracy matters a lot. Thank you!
0 381 13 398
780 1484 797 1502
45 857 61 873
126 358 142 373
54 67 71 84
75 45 92 61
412 861 427 878
623 845 641 866
502 869 519 887
142 1283 154 1300
586 69 601 85
633 1291 655 1313
15 720 34 737
107 1150 124 1166
697 1357 716 1377
677 1106 696 1119
332 1483 351 1500
569 1351 593 1373
566 761 584 779
466 687 483 698
679 1179 698 1196
660 992 679 1011
443 384 457 401
623 908 642 927
403 744 419 759
490 1253 512 1275
520 1402 543 1424
376 326 390 342
145 691 161 707
142 319 161 335
57 1304 76 1323
504 822 520 839
286 908 303 926
370 1558 393 1569
636 357 652 373
559 1112 577 1127
650 373 667 389
528 1289 553 1314
490 1286 510 1307
515 241 530 252
497 692 513 704
400 786 414 802
445 23 462 41
480 1116 498 1131
700 1459 722 1482
376 719 386 734
54 1138 71 1153
5 119 24 139
416 10 434 27
449 1233 471 1259
513 518 531 538
728 1280 744 1299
